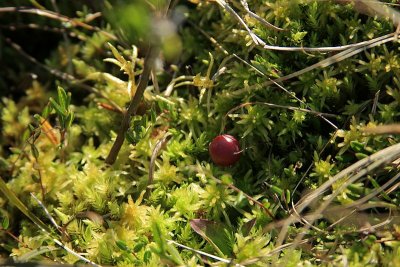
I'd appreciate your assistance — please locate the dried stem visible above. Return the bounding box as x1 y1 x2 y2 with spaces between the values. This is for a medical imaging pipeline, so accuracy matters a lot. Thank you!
221 101 339 133
105 45 159 165
0 6 116 40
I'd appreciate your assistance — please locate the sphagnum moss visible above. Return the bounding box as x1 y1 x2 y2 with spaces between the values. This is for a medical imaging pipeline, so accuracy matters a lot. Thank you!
1 0 400 266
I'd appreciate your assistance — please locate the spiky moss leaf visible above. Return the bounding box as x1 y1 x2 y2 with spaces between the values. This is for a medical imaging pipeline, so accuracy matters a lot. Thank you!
154 159 183 186
232 231 272 266
81 32 113 61
168 183 203 218
1 98 31 143
71 162 124 212
76 104 116 141
120 194 149 231
7 137 70 203
198 180 236 220
3 0 400 265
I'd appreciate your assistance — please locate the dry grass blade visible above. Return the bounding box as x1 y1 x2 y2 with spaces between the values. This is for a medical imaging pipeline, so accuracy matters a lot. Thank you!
190 21 341 129
239 0 284 31
232 33 396 96
214 0 261 45
274 142 400 250
30 194 61 233
296 143 400 213
226 102 338 118
333 172 400 211
363 124 400 134
336 0 400 27
259 34 396 52
221 101 339 133
146 132 172 197
0 177 50 233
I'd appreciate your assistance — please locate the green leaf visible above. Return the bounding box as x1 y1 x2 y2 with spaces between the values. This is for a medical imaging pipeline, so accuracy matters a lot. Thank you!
57 86 68 111
350 141 365 153
151 222 165 254
368 176 391 201
31 174 40 183
41 104 52 118
143 250 151 263
285 189 291 204
133 242 145 253
49 97 67 117
1 214 9 230
108 43 125 64
22 129 31 143
66 91 72 107
270 185 283 195
190 219 233 257
66 113 74 129
116 240 130 251
30 144 39 159
32 130 41 143
28 124 36 133
355 152 368 159
165 242 184 265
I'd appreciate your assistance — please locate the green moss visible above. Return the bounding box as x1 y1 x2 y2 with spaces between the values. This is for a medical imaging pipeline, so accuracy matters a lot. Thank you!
2 0 400 265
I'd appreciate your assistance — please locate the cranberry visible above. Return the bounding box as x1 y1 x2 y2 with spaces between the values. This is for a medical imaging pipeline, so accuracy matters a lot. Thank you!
209 134 241 166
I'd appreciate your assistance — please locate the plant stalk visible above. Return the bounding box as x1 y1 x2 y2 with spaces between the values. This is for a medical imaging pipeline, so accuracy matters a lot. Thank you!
105 45 158 165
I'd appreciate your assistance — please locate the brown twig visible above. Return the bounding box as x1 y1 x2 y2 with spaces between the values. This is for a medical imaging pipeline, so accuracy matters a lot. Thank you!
0 6 116 40
105 45 159 165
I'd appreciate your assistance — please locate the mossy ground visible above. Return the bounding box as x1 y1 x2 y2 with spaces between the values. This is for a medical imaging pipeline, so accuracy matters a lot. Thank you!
1 0 400 266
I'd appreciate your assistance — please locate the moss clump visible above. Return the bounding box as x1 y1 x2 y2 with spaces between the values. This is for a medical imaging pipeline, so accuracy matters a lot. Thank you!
1 0 400 266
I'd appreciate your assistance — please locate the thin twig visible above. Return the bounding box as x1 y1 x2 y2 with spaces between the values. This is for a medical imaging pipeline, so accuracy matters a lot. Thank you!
221 101 339 133
167 239 244 266
0 6 116 40
5 37 124 113
215 0 261 45
189 21 339 130
105 45 159 165
232 33 396 96
239 0 284 31
30 194 101 267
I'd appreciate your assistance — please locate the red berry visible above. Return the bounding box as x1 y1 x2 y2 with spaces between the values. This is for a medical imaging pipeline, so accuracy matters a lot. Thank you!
209 134 241 166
